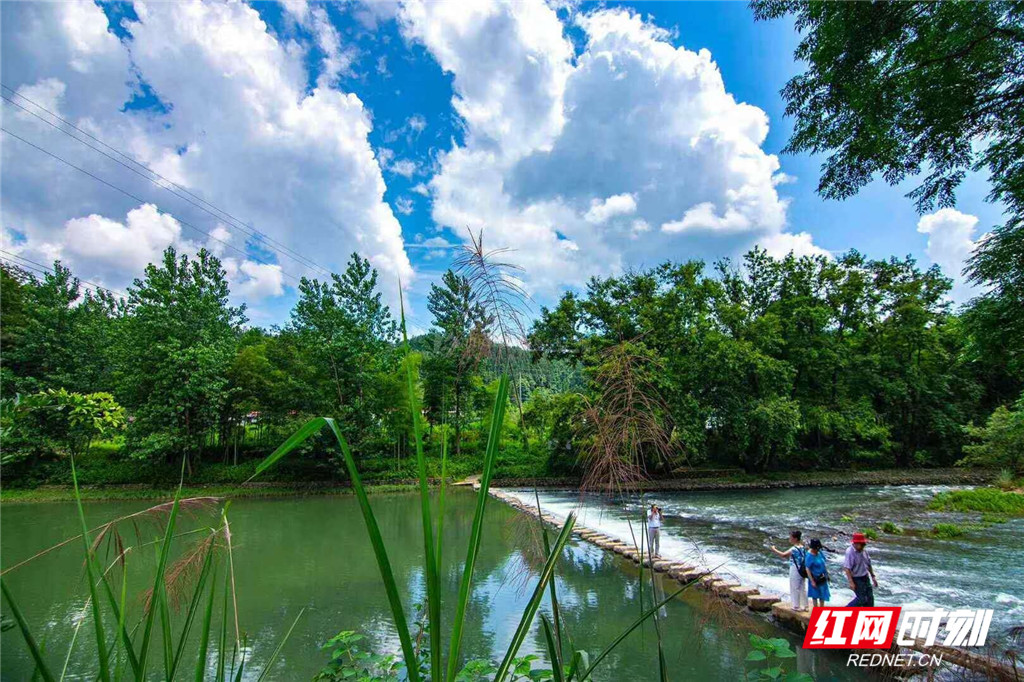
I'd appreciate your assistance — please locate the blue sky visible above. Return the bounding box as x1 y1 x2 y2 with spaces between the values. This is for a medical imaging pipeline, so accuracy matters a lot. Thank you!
1 1 1001 330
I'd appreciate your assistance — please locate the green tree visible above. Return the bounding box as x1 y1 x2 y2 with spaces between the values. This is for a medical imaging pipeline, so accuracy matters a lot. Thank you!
0 262 119 396
425 270 492 456
959 394 1024 475
752 0 1024 391
290 253 398 450
117 247 244 469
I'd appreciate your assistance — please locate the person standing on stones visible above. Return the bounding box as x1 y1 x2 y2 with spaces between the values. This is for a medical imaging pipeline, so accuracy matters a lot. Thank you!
771 530 808 611
806 538 831 608
647 504 663 558
843 532 878 607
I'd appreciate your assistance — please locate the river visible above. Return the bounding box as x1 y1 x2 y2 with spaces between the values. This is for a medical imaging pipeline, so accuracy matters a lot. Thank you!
508 485 1024 644
1 490 866 680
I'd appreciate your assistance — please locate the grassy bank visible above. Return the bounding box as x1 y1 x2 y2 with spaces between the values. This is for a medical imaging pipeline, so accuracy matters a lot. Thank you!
927 487 1024 515
4 467 1000 504
491 467 998 491
0 481 421 504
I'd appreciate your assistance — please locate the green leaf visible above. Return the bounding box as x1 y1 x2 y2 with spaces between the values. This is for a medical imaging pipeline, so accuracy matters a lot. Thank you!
69 454 110 682
493 475 573 681
400 289 442 682
255 608 305 682
194 563 218 682
539 615 564 682
0 579 56 682
251 417 420 681
445 375 510 682
745 651 767 662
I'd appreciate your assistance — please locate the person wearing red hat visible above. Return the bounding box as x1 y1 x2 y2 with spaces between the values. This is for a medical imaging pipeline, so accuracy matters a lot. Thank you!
842 532 878 606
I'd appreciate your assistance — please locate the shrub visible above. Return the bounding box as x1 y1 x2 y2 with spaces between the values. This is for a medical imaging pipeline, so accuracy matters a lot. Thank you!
860 527 878 540
931 523 965 539
928 488 1024 515
995 469 1016 490
958 395 1024 475
879 521 902 534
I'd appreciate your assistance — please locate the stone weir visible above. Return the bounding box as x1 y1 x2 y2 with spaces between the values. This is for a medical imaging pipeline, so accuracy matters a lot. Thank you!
477 484 1022 682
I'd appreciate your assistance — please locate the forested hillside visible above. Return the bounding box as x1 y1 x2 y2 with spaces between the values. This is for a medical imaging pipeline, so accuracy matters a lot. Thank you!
2 243 1021 487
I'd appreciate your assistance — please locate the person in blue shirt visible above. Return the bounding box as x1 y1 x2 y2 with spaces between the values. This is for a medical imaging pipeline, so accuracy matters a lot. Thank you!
805 538 831 608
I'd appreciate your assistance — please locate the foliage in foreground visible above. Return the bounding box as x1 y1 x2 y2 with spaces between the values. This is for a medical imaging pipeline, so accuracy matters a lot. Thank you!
745 635 811 682
0 468 302 681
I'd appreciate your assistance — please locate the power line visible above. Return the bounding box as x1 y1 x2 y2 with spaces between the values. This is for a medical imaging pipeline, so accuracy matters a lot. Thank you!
1 127 306 284
0 251 125 299
1 84 332 278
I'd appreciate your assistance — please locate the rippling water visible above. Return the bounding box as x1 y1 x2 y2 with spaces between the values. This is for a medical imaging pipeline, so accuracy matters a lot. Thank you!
508 485 1024 643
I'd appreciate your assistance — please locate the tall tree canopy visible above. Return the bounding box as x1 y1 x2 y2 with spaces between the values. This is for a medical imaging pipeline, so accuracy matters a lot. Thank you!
752 0 1024 371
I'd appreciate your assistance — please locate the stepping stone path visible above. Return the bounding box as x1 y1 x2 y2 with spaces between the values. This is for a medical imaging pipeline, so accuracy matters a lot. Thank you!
478 483 778 619
473 482 1023 682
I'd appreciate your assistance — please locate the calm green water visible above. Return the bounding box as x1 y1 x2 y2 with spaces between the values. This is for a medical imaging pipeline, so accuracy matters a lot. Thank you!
1 491 859 680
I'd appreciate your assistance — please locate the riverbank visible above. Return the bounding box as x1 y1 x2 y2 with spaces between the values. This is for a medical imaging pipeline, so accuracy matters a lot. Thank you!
491 466 998 491
1 467 998 503
0 481 420 503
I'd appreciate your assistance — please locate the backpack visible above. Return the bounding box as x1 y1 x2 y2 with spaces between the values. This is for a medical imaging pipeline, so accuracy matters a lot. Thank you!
792 547 808 579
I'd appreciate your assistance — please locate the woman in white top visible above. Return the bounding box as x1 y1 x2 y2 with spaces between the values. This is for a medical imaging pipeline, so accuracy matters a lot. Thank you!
770 530 808 610
647 504 663 557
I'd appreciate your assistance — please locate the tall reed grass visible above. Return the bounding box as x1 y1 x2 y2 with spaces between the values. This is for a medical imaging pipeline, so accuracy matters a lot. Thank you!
1 457 301 681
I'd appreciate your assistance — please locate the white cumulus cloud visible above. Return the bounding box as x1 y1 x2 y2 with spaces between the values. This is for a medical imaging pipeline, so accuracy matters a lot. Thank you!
1 0 412 313
917 208 983 301
399 2 817 295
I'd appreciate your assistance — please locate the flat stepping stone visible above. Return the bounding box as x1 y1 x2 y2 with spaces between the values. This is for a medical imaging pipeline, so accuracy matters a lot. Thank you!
771 603 812 631
747 594 780 612
699 574 719 587
711 580 740 596
728 586 760 605
669 569 701 583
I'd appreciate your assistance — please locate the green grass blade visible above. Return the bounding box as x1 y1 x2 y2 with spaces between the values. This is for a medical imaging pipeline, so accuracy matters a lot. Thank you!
31 630 50 682
215 570 229 682
1 579 56 682
400 289 441 682
254 608 304 682
435 423 449 578
536 489 563 657
322 418 420 681
193 563 218 682
170 548 215 678
90 556 140 678
160 586 173 679
248 417 328 480
231 637 247 682
577 584 691 682
493 512 576 681
137 483 183 681
567 650 589 681
445 374 510 682
69 454 111 682
540 614 564 682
